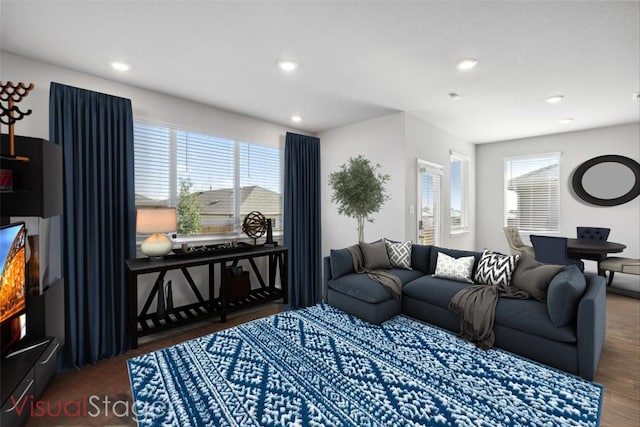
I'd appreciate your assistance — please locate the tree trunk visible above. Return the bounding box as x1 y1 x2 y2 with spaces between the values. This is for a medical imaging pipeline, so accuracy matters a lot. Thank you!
357 216 364 242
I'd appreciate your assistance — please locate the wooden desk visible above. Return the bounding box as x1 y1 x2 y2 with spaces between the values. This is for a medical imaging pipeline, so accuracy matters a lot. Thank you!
566 238 626 256
566 238 626 275
125 245 287 349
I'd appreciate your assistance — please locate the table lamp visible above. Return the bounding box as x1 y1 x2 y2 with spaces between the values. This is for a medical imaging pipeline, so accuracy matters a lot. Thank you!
136 207 177 257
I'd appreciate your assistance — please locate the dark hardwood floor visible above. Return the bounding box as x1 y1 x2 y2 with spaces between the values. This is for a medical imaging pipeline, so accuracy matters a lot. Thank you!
23 294 639 426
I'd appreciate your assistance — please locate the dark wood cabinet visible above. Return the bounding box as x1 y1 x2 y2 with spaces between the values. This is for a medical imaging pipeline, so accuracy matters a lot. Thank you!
0 135 62 218
1 337 61 427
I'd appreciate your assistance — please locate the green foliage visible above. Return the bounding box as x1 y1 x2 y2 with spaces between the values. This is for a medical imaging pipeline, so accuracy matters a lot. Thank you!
329 155 390 240
177 179 202 234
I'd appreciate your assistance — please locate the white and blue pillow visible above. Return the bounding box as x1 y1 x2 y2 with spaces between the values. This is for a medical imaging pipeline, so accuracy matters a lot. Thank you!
433 252 475 283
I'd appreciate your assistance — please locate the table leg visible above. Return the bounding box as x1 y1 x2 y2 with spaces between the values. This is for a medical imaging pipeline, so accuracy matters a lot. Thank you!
281 251 289 305
220 261 227 322
127 269 138 349
209 263 215 312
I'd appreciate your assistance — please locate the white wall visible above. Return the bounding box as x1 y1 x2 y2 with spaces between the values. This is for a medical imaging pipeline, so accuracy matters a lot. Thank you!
319 112 407 254
319 111 476 256
0 51 296 147
476 123 640 291
404 113 476 251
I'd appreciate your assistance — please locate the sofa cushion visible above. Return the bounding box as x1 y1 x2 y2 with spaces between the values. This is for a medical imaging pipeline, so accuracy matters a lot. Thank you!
429 246 482 274
473 249 519 286
328 289 400 325
494 298 576 343
433 252 475 283
384 239 413 269
511 253 564 301
359 241 392 270
402 276 471 308
403 275 577 343
411 244 432 274
388 268 424 285
328 274 392 304
547 266 586 327
330 246 356 279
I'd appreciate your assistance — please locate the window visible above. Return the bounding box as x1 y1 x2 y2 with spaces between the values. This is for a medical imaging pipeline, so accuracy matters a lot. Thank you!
417 160 442 245
134 122 283 237
504 153 560 233
450 151 469 234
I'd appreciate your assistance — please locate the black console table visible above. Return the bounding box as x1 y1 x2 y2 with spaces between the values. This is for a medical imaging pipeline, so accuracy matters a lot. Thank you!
125 245 288 349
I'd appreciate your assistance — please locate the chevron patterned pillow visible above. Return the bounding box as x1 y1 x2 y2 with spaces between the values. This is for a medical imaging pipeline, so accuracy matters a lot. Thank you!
384 239 413 269
474 249 520 286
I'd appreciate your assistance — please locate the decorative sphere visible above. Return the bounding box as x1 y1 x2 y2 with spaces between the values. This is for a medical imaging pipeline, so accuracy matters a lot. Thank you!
242 211 267 239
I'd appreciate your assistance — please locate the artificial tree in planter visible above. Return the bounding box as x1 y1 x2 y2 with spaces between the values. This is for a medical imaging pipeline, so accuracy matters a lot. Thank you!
329 155 390 242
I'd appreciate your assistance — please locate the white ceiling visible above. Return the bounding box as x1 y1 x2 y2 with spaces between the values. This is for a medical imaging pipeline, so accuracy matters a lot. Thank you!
1 1 639 143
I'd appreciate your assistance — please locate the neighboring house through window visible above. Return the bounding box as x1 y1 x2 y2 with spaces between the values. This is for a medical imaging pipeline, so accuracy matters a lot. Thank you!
450 151 469 235
504 153 560 233
134 121 283 238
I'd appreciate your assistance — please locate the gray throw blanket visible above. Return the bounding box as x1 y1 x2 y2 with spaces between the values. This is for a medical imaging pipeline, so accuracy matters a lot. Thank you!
448 284 528 349
347 245 402 301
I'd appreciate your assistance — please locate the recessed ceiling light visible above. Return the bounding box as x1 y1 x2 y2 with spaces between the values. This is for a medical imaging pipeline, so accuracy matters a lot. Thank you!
448 93 461 100
291 115 302 123
278 60 298 72
545 95 564 104
558 118 574 124
455 58 478 71
110 61 130 71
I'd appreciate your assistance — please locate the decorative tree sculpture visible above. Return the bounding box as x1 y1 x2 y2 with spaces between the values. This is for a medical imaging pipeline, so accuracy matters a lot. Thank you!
0 81 34 160
329 155 390 242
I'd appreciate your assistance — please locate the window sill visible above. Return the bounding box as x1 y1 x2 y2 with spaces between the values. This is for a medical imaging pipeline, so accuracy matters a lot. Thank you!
450 227 470 237
136 231 283 247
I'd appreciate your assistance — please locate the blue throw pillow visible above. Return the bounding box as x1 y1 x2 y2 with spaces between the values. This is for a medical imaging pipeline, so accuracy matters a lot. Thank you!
330 247 356 279
547 266 586 327
411 244 432 274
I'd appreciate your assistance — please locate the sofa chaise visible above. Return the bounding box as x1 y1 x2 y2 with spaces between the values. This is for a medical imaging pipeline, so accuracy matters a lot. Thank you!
323 243 606 380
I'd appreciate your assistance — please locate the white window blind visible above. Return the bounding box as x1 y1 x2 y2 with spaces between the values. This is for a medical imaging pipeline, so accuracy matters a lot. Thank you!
450 151 469 234
133 122 171 207
504 153 560 233
134 122 283 236
418 160 443 246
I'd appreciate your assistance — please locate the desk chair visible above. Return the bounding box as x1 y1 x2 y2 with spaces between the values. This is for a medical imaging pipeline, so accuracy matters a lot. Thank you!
503 226 535 257
577 226 611 241
576 226 611 274
529 235 584 271
600 257 640 286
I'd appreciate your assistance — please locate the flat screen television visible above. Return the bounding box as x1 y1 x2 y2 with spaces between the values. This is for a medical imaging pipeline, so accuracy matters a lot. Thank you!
0 222 28 356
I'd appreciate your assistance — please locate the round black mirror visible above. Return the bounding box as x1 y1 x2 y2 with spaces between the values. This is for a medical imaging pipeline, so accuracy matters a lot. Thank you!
572 155 640 206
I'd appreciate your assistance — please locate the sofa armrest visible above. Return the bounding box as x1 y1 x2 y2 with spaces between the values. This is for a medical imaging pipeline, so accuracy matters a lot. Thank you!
323 256 332 302
577 273 606 380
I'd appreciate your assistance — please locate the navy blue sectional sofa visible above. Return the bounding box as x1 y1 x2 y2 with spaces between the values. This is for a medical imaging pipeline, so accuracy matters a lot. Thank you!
323 244 606 380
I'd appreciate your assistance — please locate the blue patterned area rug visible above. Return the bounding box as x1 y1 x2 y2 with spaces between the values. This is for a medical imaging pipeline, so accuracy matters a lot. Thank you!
128 304 603 426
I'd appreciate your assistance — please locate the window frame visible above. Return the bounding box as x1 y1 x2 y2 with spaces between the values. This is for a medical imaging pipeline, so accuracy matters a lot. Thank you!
503 152 561 234
133 120 284 244
417 159 443 246
449 151 470 236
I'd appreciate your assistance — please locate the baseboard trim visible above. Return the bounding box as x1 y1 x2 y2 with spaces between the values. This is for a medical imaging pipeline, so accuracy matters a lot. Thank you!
606 286 640 299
